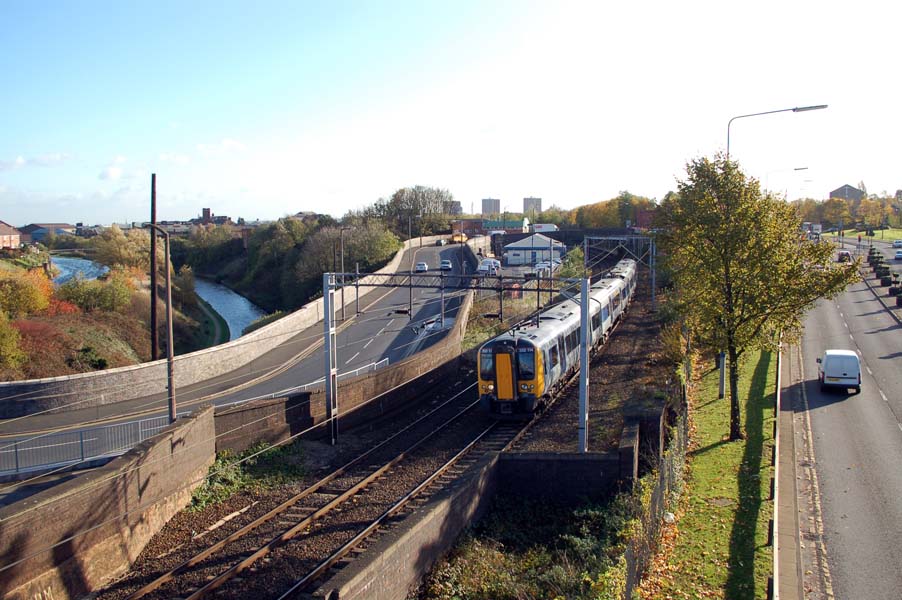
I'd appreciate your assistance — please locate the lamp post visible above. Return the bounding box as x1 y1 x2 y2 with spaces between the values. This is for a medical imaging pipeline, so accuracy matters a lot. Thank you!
726 104 827 159
143 223 176 424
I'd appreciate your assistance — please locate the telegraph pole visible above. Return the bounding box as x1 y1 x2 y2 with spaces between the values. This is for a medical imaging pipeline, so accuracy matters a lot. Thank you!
150 174 159 361
578 277 590 452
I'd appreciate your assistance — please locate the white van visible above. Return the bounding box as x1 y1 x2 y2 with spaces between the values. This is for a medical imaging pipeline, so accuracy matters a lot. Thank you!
817 349 861 393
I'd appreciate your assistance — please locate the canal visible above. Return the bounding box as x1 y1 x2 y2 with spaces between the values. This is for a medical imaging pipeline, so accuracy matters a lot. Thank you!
51 257 265 341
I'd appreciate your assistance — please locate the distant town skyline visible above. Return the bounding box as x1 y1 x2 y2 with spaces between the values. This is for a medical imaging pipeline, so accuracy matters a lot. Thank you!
2 1 900 226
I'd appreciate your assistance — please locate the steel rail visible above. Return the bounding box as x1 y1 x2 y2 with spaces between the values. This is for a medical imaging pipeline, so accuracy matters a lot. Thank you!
182 397 486 600
126 382 477 600
278 421 509 598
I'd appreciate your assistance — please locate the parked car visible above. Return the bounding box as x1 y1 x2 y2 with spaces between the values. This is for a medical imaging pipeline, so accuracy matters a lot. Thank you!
895 250 902 260
415 262 429 273
893 240 902 248
440 259 453 271
817 349 861 393
435 239 447 246
837 250 852 262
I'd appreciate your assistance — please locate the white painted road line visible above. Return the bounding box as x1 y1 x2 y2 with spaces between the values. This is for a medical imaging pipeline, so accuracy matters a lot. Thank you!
346 351 360 364
363 339 373 349
867 366 873 375
880 390 888 403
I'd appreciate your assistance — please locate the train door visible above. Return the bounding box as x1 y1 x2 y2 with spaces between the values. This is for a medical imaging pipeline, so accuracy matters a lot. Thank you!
493 345 516 400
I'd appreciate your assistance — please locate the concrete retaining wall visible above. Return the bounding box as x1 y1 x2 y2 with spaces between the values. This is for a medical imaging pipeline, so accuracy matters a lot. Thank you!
0 237 444 418
214 393 313 454
311 451 500 600
0 407 215 600
211 286 472 454
499 452 622 503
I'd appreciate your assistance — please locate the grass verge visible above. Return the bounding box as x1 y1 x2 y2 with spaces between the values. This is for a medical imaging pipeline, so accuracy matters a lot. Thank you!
419 491 642 600
640 350 776 599
188 441 306 511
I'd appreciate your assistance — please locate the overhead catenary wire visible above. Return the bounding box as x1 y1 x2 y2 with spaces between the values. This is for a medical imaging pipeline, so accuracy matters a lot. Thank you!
0 288 472 462
0 381 478 576
0 292 477 486
0 286 472 418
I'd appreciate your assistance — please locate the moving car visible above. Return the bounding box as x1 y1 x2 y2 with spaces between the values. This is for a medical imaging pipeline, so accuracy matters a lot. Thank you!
440 259 453 271
893 240 902 248
837 250 852 262
414 262 429 273
435 239 447 246
896 250 902 260
476 259 501 275
817 349 861 393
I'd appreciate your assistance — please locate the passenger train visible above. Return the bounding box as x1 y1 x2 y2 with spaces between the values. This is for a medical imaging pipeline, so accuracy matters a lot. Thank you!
477 258 638 417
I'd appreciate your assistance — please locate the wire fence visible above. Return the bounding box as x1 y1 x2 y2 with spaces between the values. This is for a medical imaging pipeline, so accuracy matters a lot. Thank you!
0 358 390 477
623 385 689 598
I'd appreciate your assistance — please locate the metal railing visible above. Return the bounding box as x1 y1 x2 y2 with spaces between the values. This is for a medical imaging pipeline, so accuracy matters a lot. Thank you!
0 413 183 476
1 359 391 476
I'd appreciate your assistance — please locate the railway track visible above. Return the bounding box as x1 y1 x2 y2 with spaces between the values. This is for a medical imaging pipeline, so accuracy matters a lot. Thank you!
103 382 529 600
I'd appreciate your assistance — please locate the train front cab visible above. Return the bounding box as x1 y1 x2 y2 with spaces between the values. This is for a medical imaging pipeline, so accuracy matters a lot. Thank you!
478 339 542 418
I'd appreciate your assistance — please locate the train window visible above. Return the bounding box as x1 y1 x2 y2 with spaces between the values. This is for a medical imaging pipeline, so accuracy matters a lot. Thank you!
602 305 610 321
549 345 559 367
592 312 601 329
480 353 494 379
517 350 535 379
613 292 621 307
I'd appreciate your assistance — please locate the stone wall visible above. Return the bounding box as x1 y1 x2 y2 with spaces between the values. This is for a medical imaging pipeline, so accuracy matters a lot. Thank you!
0 237 444 418
0 407 215 600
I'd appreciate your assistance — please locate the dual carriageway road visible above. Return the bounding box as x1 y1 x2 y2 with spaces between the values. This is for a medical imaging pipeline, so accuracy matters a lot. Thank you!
0 241 473 438
785 238 902 599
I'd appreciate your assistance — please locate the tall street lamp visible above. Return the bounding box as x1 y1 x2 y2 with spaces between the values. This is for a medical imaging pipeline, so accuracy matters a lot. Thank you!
143 223 177 424
726 104 827 159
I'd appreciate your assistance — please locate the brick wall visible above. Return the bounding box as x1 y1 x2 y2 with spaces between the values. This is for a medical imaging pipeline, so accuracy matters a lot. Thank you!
0 407 215 600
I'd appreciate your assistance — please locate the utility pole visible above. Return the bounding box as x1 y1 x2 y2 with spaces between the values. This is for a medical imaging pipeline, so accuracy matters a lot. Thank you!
150 174 159 361
323 273 338 445
578 278 589 452
498 274 504 322
144 223 176 423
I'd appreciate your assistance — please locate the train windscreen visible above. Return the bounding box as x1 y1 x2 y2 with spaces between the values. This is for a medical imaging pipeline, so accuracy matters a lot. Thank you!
480 350 494 379
517 347 535 379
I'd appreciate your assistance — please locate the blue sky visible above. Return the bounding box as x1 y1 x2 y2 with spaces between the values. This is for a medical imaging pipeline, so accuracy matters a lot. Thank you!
2 0 900 226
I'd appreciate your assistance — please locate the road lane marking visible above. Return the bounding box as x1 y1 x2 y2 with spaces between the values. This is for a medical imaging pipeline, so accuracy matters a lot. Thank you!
346 351 360 364
363 339 373 349
849 334 854 341
880 390 888 403
866 366 873 375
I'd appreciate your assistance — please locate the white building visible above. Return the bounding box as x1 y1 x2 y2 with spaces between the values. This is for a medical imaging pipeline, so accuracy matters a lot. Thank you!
502 233 565 266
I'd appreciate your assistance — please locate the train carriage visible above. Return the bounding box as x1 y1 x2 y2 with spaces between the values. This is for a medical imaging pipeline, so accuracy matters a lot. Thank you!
478 258 637 418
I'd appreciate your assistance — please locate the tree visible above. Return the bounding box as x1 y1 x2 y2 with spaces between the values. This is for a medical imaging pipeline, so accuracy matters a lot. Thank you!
0 271 52 318
91 225 154 270
822 197 852 228
657 154 858 440
0 310 25 373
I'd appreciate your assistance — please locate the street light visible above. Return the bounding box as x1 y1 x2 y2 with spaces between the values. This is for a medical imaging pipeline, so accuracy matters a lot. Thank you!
726 104 827 159
143 223 176 424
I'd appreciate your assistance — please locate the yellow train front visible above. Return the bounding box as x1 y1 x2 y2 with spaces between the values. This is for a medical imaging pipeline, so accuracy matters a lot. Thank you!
478 337 547 418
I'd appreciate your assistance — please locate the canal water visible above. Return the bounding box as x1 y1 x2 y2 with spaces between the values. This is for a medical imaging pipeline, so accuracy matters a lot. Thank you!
51 257 265 341
51 255 109 284
193 278 266 341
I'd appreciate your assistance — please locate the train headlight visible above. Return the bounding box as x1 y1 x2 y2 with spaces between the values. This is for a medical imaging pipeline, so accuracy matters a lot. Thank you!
520 384 528 390
486 384 494 392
